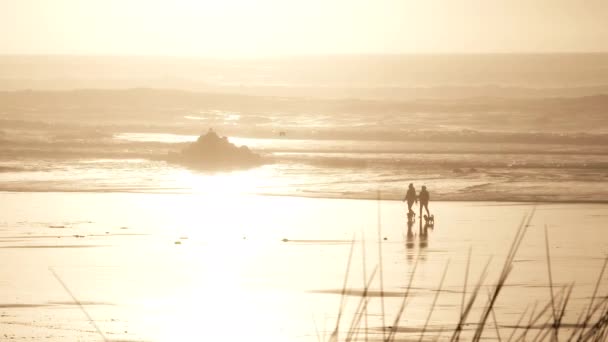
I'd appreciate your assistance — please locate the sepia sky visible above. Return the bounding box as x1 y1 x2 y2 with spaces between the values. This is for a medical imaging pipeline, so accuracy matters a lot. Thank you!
1 0 607 57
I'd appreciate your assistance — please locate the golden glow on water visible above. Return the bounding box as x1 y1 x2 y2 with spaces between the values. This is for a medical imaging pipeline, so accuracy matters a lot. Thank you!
173 168 284 198
176 169 257 195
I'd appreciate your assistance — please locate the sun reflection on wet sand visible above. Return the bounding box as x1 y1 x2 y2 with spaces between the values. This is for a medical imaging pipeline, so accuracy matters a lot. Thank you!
173 167 284 197
0 192 607 341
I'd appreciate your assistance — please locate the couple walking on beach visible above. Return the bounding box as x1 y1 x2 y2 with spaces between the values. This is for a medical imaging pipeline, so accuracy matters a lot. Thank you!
403 183 430 219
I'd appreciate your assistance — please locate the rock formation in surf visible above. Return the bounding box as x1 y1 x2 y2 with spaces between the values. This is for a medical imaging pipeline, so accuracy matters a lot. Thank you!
168 129 261 170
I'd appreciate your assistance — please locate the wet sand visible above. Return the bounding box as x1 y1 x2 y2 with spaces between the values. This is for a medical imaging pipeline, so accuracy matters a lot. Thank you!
0 192 607 341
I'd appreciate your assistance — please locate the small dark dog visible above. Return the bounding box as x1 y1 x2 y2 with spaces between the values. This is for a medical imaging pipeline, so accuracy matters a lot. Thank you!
423 214 435 226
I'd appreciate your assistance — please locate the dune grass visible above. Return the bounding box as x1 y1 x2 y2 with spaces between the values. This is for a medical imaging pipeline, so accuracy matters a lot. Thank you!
327 208 608 342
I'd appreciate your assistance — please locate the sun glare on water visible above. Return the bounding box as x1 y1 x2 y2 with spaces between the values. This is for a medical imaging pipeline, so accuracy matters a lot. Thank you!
174 169 265 197
125 171 306 342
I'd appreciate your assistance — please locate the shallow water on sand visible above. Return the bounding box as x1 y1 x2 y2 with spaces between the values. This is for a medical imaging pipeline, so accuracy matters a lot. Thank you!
0 192 607 341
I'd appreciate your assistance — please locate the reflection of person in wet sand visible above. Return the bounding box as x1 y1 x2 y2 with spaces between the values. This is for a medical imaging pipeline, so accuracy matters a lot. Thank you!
419 220 429 249
405 220 415 250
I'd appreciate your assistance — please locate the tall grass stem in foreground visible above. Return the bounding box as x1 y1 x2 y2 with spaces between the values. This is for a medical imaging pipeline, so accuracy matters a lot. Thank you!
49 267 108 342
328 206 608 342
376 190 387 342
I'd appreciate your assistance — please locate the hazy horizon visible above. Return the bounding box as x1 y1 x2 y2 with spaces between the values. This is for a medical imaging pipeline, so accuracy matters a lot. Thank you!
2 53 608 94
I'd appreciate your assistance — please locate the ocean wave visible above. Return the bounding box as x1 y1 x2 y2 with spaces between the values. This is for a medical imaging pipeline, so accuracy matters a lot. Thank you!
2 90 608 135
1 154 606 204
2 131 608 170
272 153 608 170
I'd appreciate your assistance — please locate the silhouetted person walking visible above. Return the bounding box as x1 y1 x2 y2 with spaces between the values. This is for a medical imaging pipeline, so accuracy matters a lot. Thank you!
402 183 417 218
419 185 430 218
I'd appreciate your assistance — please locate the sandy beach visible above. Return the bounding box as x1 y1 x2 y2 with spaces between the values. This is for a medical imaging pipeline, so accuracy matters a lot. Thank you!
3 3 608 340
1 192 606 341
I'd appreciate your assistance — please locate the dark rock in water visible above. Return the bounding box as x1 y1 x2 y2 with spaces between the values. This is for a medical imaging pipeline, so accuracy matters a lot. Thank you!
167 129 262 170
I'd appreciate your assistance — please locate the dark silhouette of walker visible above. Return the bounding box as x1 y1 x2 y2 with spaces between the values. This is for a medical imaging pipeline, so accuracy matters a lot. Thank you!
403 184 435 260
419 185 431 221
403 183 434 226
402 183 418 222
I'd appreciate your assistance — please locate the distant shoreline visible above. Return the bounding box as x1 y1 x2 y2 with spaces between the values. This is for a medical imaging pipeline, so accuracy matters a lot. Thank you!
2 190 607 205
2 53 608 97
